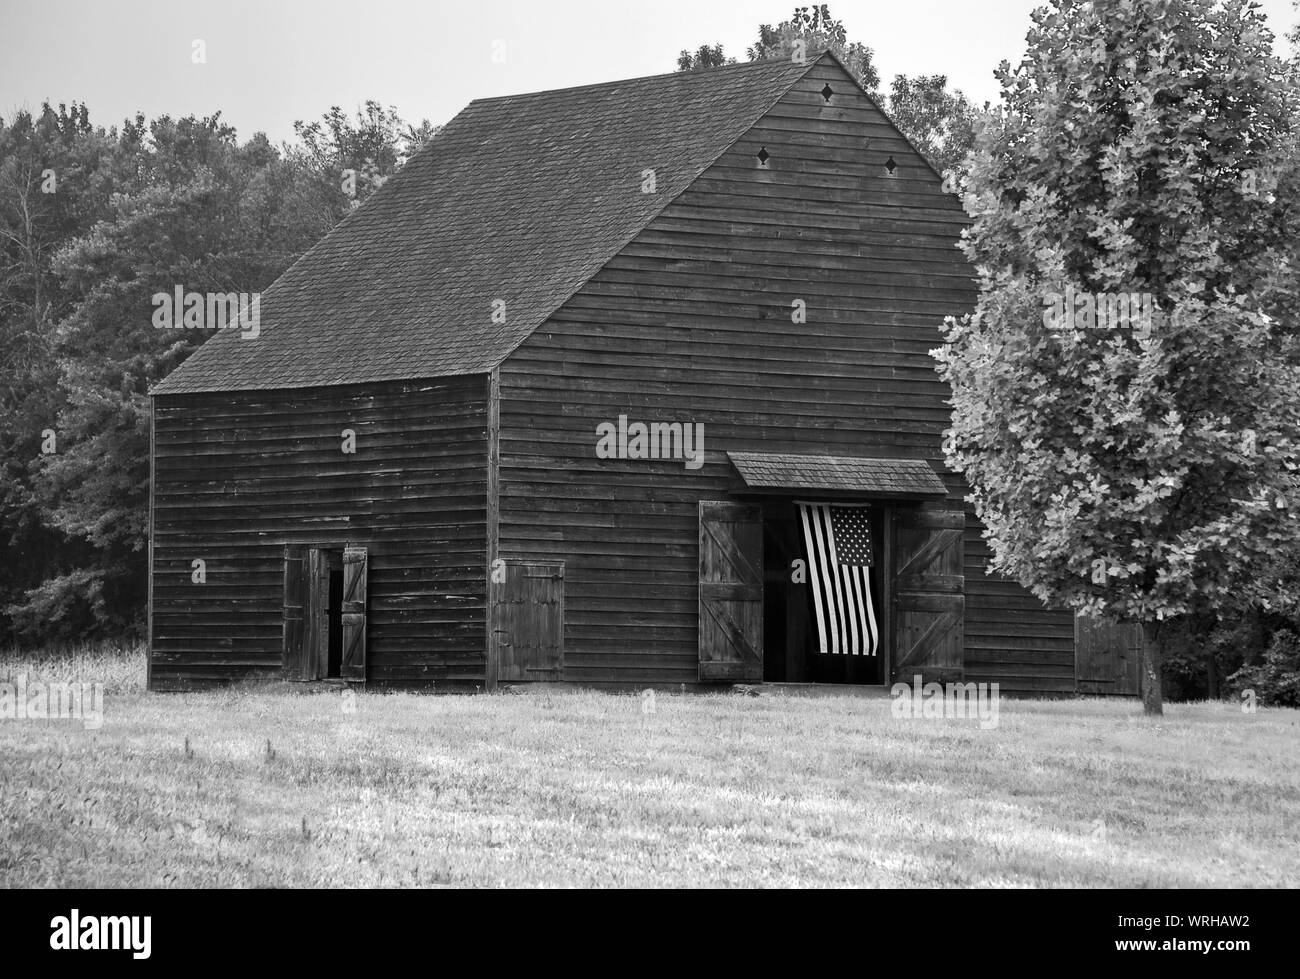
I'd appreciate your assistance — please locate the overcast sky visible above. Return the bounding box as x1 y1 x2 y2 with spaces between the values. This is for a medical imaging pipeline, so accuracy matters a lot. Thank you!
2 0 1298 143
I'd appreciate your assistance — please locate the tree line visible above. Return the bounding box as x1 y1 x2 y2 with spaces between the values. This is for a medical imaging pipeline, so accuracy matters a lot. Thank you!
0 100 435 642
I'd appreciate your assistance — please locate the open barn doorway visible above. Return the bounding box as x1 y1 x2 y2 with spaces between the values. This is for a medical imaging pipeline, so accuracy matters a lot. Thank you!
696 496 965 687
281 544 369 682
761 500 887 685
325 551 344 678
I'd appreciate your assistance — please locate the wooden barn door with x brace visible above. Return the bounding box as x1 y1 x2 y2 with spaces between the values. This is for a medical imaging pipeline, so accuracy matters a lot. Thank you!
282 544 367 682
891 507 965 684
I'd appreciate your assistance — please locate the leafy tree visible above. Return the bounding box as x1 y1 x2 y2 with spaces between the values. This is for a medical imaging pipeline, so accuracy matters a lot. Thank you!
1226 629 1300 706
20 113 321 639
677 6 975 173
1 99 435 643
748 4 880 94
677 44 734 71
402 118 442 157
291 101 437 212
933 0 1300 715
0 102 131 643
886 74 978 177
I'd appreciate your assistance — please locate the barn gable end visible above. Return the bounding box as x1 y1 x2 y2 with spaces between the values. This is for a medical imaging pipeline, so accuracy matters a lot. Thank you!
494 55 1076 693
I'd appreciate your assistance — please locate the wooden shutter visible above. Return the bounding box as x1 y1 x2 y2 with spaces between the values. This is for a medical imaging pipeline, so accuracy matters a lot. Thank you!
340 546 368 682
892 507 965 684
698 501 763 682
1075 616 1142 695
282 545 310 680
303 548 329 681
493 561 564 682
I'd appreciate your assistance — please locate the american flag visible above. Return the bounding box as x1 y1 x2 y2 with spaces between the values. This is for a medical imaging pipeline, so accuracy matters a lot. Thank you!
797 502 879 655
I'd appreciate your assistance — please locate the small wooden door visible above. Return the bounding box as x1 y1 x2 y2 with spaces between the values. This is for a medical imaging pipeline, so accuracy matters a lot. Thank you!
304 548 330 681
892 507 965 684
494 561 564 682
1075 616 1141 695
282 545 310 681
699 501 763 682
341 546 368 682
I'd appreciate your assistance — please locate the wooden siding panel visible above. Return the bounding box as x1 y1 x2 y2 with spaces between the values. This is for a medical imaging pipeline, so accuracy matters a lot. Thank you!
150 377 489 689
1076 616 1142 696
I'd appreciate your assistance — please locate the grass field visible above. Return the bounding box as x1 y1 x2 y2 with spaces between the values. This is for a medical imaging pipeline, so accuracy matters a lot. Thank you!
1 645 1297 887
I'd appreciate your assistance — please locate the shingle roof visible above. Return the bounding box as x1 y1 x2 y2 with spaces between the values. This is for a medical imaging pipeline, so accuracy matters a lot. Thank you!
728 452 950 498
153 57 821 395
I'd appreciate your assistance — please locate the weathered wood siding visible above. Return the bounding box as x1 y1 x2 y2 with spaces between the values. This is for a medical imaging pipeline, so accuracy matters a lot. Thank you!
1075 615 1142 696
150 377 489 689
497 60 1075 692
963 535 1077 694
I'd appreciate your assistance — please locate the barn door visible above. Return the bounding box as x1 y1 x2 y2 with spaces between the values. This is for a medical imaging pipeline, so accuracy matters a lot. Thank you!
698 501 763 682
282 545 311 681
892 507 965 684
493 561 564 682
340 546 368 682
302 548 330 681
1075 616 1141 695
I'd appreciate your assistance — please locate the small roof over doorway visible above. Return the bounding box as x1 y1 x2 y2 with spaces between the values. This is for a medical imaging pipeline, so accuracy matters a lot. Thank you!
727 451 949 499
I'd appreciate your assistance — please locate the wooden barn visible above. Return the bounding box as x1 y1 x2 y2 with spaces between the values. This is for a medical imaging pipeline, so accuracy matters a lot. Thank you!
147 52 1140 696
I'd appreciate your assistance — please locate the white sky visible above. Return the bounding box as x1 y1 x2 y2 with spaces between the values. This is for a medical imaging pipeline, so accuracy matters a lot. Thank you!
2 0 1298 142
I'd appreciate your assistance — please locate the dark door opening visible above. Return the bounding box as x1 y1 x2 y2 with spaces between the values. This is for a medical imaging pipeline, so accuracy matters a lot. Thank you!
306 547 345 680
308 547 350 680
762 500 886 684
327 564 344 679
282 544 369 683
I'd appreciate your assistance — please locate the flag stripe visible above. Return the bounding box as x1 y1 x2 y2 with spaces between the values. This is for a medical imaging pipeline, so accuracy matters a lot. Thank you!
829 506 850 654
859 565 877 652
814 507 841 654
797 503 879 656
863 566 878 651
799 504 830 654
847 565 864 655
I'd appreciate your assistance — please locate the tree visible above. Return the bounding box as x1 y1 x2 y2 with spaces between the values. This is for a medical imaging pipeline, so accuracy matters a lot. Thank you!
22 112 325 639
676 6 975 173
1 99 435 643
0 102 131 643
677 44 734 71
886 74 978 177
933 0 1300 715
291 101 432 212
748 4 880 94
402 118 442 157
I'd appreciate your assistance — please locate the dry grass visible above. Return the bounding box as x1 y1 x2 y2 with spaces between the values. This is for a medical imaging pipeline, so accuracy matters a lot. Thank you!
1 644 1297 887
